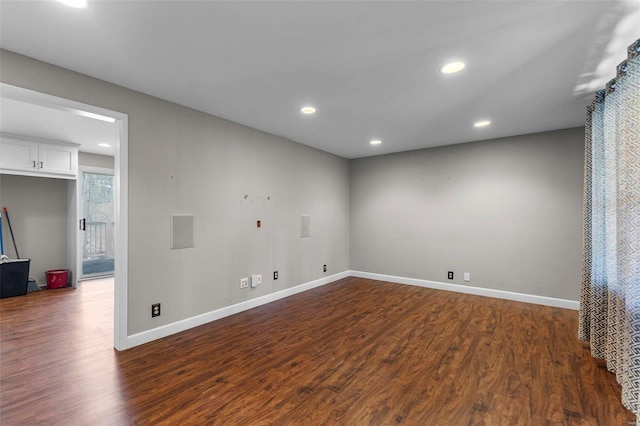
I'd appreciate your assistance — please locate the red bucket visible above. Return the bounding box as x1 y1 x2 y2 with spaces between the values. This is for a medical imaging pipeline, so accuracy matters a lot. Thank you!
46 269 69 289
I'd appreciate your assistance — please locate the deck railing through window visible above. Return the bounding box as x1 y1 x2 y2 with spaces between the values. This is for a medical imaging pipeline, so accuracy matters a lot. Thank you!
83 221 114 258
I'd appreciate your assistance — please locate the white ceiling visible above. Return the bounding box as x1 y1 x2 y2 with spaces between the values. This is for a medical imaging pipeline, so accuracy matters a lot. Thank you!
0 1 638 159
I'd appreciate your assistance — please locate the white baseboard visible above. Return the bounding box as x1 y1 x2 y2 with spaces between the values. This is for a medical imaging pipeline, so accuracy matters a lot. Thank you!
349 270 579 310
125 269 578 349
126 270 350 349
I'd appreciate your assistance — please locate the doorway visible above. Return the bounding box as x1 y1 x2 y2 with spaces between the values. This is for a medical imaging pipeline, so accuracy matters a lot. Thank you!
1 82 129 350
79 167 115 279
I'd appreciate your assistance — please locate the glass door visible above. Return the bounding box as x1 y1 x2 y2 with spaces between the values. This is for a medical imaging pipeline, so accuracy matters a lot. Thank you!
79 169 115 278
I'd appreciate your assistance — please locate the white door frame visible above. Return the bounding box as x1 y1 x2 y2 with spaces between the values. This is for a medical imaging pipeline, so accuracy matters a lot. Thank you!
1 83 130 351
77 165 115 280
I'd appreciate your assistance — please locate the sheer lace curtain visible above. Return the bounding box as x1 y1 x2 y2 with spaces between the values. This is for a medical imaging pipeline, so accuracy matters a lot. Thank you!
579 38 640 421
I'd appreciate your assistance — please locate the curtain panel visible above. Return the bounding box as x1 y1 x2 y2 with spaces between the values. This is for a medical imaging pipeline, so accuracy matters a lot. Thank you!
579 38 640 421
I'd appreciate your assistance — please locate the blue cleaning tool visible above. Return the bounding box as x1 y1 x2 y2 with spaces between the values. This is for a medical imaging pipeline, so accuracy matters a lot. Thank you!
0 215 4 256
3 207 18 258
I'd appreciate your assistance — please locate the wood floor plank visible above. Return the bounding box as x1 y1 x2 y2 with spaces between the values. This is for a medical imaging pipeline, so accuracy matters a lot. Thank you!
1 277 635 425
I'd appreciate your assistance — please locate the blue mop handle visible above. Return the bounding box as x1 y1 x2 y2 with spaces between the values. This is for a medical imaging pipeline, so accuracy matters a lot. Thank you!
0 215 4 256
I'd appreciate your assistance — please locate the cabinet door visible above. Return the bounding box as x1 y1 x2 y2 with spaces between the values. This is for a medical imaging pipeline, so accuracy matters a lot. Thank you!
0 138 39 172
38 143 78 176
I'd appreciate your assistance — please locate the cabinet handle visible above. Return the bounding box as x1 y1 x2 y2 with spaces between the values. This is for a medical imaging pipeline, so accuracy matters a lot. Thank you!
33 160 36 168
40 161 43 168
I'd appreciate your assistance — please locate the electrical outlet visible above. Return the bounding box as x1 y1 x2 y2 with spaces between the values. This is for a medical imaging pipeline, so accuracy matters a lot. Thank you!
151 303 161 318
464 272 470 282
273 271 278 280
323 264 327 273
447 271 454 280
240 277 249 289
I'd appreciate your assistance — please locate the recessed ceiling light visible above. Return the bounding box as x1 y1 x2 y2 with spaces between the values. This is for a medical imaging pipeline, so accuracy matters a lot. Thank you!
474 120 491 127
440 61 466 74
300 106 316 114
57 0 87 8
370 139 382 146
98 143 111 148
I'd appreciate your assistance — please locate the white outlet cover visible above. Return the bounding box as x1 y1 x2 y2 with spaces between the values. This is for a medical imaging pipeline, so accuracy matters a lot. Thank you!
464 273 470 282
251 274 262 286
240 277 249 288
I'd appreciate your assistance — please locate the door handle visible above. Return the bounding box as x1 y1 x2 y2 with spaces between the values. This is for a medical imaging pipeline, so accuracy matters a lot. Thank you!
79 218 86 231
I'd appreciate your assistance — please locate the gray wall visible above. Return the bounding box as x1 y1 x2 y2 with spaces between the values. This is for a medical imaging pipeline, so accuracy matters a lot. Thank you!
0 174 69 284
350 128 585 300
0 50 350 334
79 152 114 169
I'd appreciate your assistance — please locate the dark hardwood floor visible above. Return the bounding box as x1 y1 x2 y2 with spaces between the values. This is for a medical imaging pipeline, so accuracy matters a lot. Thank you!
0 277 635 425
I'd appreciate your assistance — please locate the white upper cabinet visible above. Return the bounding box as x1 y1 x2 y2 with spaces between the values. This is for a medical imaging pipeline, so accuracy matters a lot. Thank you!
38 143 77 176
0 135 79 179
0 137 38 172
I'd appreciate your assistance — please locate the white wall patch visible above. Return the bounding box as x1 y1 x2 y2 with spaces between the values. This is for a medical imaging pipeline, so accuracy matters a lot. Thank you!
171 214 194 249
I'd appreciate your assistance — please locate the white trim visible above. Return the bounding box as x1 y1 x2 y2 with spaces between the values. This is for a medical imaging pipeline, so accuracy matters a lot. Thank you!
126 271 350 348
79 165 114 176
1 131 81 148
349 271 579 310
114 116 129 351
66 180 78 288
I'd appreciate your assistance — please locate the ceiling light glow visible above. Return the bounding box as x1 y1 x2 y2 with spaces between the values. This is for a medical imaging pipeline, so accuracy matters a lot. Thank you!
440 62 466 74
98 143 111 148
370 139 382 146
73 109 116 123
300 106 316 114
57 0 87 8
474 120 491 127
